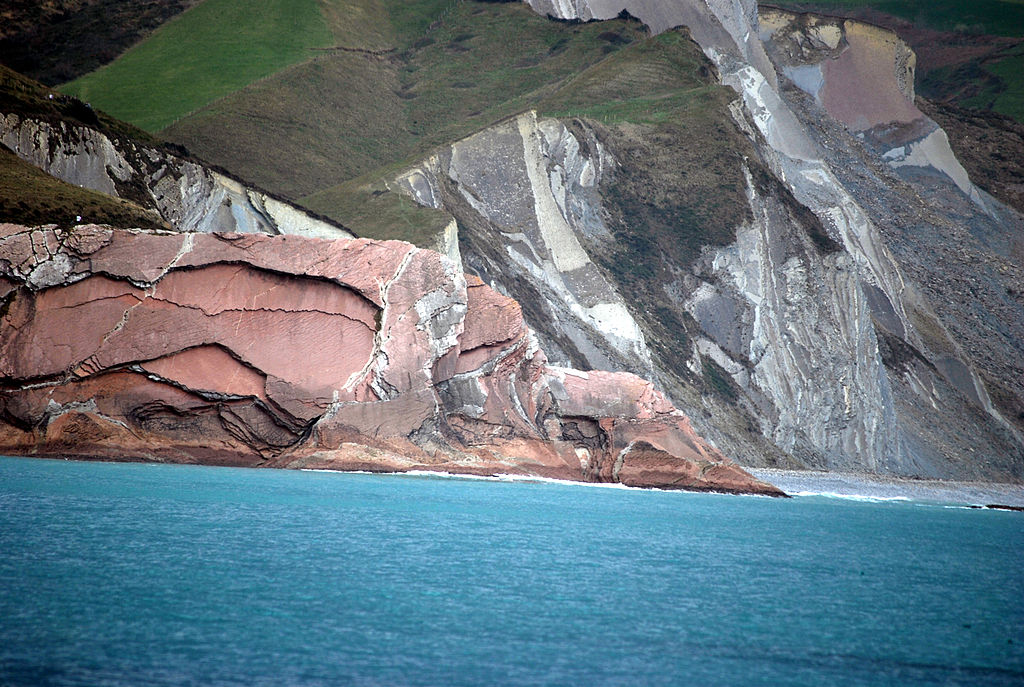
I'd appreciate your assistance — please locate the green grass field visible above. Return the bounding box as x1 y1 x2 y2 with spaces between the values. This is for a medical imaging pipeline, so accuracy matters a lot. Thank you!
59 0 333 131
982 50 1024 122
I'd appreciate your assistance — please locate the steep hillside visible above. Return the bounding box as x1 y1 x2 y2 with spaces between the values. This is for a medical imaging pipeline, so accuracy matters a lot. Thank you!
165 2 649 202
0 0 200 85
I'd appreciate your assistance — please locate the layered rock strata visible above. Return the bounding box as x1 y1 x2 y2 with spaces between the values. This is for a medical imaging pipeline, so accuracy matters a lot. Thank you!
397 111 653 379
0 223 783 495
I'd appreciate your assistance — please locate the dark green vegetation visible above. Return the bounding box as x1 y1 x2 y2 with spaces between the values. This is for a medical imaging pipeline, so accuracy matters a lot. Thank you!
541 30 754 274
59 0 334 131
0 145 165 230
0 0 200 86
773 0 1024 123
970 49 1024 122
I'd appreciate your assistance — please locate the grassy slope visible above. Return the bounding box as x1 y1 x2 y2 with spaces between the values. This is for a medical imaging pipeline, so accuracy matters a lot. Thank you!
0 64 160 146
59 0 333 132
974 49 1024 122
0 0 201 86
166 2 647 197
540 30 749 272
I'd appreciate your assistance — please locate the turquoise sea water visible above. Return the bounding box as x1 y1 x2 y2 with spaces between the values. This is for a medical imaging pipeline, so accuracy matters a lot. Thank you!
1 456 1022 686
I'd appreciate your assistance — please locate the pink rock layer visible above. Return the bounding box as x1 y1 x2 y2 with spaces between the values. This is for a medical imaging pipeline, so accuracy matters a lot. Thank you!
0 224 785 496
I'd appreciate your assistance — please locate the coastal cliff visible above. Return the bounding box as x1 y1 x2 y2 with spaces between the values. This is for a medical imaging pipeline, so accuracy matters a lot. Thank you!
384 0 1024 480
1 0 1021 482
0 223 783 495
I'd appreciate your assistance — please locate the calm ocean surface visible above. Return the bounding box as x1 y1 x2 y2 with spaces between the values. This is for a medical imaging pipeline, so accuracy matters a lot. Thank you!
1 456 1022 686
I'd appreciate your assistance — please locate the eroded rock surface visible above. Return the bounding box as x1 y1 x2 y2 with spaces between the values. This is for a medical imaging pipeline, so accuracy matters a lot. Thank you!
0 113 353 238
0 223 782 495
469 0 1024 481
397 112 652 378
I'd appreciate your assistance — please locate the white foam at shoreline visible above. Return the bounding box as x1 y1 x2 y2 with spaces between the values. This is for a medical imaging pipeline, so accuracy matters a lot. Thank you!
789 491 911 503
304 468 650 490
301 467 1023 506
299 468 764 495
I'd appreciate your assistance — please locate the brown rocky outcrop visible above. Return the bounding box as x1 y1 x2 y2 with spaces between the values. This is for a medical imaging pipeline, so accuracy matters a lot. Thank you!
0 223 784 495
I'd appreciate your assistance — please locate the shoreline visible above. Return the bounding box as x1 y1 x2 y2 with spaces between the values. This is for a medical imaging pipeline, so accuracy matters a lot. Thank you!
748 468 1024 507
0 454 784 497
4 454 1022 505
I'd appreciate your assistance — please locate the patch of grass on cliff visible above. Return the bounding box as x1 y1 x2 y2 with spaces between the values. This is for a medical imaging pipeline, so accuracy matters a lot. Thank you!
304 176 453 247
702 356 740 402
0 145 166 230
539 29 717 121
540 29 752 274
59 0 333 132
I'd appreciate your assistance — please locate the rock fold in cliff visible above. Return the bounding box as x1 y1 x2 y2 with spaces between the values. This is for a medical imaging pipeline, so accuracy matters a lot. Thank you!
0 223 782 496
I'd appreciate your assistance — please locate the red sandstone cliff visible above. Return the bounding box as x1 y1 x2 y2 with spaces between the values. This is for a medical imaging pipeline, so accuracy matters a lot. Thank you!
0 223 783 495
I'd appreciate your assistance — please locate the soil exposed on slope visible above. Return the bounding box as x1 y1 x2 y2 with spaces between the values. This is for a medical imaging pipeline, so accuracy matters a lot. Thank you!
918 97 1024 215
767 3 1024 122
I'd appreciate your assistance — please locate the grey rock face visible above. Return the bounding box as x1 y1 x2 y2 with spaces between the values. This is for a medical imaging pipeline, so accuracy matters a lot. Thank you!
0 113 352 239
416 0 1023 479
397 111 653 379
